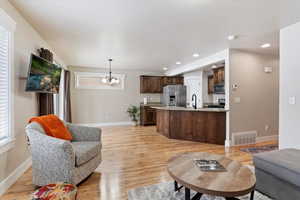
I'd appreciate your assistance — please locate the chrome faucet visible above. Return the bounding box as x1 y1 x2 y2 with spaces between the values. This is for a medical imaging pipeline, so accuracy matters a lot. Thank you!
192 94 197 109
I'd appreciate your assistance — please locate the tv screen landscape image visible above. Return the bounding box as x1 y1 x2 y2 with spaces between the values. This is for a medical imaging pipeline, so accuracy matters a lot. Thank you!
25 54 62 93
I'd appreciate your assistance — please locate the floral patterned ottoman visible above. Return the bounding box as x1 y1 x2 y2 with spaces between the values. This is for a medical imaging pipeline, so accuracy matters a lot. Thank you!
31 183 77 200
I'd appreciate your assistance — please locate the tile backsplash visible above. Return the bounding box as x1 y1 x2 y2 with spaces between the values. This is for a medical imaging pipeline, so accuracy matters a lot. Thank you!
140 94 162 103
213 94 225 103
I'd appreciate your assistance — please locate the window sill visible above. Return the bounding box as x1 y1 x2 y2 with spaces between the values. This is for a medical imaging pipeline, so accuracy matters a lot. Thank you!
0 138 16 155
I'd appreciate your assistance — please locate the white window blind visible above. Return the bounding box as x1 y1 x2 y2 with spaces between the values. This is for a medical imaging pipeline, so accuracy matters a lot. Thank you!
0 25 10 141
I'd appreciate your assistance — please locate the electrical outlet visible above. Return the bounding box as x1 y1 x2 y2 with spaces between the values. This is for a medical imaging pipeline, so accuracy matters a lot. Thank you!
289 96 296 105
234 97 241 103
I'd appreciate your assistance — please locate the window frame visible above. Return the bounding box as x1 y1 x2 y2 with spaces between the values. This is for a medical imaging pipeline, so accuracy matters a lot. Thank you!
74 72 126 90
0 9 16 154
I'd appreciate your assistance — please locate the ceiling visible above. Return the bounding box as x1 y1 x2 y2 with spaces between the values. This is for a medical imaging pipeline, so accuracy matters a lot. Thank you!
9 0 300 71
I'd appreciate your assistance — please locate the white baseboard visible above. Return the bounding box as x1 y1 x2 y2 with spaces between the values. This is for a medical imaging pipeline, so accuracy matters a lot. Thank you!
225 139 231 147
256 135 279 143
77 121 135 127
0 157 32 196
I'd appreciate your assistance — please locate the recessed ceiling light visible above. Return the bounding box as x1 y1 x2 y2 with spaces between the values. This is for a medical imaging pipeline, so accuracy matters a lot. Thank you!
227 35 237 40
261 43 271 48
211 65 217 69
163 67 168 71
193 53 200 57
176 62 181 65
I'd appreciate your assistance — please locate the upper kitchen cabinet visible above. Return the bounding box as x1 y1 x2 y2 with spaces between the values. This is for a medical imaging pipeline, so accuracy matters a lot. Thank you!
208 75 214 94
140 76 184 93
140 76 163 93
207 67 225 94
162 76 184 86
213 67 225 85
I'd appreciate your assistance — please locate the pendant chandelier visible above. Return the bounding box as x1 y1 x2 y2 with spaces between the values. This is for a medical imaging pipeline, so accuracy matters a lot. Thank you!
102 59 120 85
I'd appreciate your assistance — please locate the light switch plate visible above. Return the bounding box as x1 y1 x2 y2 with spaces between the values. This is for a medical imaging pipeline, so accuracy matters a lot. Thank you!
234 97 241 103
264 67 273 73
289 96 296 105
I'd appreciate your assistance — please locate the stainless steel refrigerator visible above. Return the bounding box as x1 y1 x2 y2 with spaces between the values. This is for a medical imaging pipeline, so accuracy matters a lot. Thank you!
162 85 187 107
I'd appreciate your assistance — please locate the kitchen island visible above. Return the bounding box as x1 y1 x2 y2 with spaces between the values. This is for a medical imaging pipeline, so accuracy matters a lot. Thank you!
153 107 228 145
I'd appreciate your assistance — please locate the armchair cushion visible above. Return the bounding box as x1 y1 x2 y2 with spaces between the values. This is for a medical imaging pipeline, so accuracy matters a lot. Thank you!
66 123 101 142
72 141 101 166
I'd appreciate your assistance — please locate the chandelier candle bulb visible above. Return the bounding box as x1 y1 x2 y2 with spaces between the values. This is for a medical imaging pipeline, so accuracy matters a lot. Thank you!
102 59 120 85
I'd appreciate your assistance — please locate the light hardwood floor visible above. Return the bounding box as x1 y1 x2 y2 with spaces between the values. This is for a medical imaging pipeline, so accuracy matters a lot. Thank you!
1 126 277 200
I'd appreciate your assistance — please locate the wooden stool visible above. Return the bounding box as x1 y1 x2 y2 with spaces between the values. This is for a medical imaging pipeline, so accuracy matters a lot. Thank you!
31 183 77 200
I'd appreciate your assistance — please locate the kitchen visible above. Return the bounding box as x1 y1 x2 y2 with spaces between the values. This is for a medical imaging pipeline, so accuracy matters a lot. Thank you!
140 62 228 145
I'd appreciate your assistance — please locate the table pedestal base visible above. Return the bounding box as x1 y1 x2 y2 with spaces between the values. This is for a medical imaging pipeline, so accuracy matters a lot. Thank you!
174 181 255 200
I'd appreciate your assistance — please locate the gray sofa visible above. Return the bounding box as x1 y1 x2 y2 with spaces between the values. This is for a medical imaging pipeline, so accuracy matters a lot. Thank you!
26 122 102 186
253 148 300 199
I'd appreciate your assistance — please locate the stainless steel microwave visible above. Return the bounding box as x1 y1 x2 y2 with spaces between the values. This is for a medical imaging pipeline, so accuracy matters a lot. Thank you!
214 84 225 94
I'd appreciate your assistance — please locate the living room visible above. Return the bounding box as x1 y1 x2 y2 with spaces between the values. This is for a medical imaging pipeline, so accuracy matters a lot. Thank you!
0 0 299 200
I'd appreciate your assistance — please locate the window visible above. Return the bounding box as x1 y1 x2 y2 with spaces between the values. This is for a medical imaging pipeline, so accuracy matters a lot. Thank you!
0 9 15 151
74 72 125 90
0 26 10 142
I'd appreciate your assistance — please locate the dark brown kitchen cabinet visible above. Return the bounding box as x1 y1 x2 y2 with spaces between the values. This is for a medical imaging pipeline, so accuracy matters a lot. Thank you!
140 76 183 93
208 67 225 94
140 76 163 93
156 109 226 145
213 67 225 85
140 106 157 125
162 76 184 86
208 75 214 94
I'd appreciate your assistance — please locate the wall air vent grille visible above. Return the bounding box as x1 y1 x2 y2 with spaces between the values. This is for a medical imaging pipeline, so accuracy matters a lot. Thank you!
232 131 257 146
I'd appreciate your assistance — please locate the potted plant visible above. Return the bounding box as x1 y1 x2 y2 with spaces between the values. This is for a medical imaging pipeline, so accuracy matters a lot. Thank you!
127 105 140 126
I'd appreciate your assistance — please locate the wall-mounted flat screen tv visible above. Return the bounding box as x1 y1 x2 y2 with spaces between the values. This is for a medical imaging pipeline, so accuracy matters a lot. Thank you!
25 54 62 93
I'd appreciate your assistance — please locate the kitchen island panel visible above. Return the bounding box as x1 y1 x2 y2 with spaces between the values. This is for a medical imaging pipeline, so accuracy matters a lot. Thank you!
206 112 226 145
192 112 208 142
156 109 170 137
170 111 194 141
156 109 226 145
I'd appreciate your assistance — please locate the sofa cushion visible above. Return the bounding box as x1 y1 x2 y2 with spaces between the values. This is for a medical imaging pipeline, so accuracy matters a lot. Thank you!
253 148 300 187
72 142 101 166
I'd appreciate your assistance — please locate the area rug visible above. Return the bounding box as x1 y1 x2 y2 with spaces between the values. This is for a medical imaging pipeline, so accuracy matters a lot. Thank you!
128 182 272 200
240 145 278 154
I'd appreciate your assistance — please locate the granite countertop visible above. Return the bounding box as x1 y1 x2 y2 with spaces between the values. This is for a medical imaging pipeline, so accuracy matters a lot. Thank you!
151 106 229 112
140 102 164 107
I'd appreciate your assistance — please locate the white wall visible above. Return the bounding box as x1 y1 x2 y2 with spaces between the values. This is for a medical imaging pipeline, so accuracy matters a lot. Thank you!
279 21 300 149
184 70 202 108
229 49 279 140
69 66 163 124
0 0 65 187
202 71 213 103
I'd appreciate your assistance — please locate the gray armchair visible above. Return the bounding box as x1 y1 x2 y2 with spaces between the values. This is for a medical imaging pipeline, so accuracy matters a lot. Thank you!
26 122 102 186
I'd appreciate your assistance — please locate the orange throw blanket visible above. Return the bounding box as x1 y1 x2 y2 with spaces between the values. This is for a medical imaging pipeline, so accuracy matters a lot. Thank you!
29 114 73 141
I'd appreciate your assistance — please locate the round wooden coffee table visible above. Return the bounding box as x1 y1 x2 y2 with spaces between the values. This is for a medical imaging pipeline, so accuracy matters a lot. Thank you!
167 152 256 200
